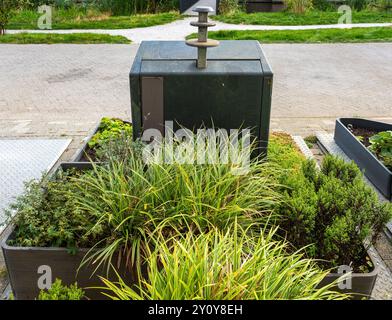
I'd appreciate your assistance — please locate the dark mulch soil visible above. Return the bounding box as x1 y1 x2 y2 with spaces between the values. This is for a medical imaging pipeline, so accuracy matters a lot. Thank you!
80 146 97 162
350 127 378 148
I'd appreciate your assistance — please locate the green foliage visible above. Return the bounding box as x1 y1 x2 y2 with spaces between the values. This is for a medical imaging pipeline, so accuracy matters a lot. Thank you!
283 0 314 14
100 225 348 300
368 0 392 11
199 27 392 44
214 10 392 25
0 32 131 43
38 279 84 300
9 9 181 30
96 0 178 15
276 155 392 270
347 0 371 10
0 0 29 34
75 137 280 271
268 133 305 171
304 135 318 148
313 0 335 11
88 117 132 150
368 131 392 170
4 169 98 249
218 0 240 15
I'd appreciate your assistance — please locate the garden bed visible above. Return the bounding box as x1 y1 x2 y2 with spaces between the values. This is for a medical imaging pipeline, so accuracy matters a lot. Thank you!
1 162 139 300
1 130 391 300
334 118 392 200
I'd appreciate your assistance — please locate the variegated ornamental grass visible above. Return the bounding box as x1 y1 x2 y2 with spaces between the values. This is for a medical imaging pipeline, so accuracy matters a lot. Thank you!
99 224 348 300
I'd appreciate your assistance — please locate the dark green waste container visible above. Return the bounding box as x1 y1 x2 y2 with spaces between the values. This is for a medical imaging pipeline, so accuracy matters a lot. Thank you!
129 40 273 154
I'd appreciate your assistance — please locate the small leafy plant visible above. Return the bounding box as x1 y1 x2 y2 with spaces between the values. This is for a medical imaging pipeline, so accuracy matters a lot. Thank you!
38 279 84 300
4 169 98 249
368 130 392 170
88 117 132 150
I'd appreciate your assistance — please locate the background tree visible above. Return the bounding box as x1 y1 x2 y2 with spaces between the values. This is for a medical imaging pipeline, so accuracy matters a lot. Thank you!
0 0 29 35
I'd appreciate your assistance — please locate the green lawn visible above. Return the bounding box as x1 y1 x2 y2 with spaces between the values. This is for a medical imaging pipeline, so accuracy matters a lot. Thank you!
0 33 131 44
8 9 181 30
213 10 392 26
191 27 392 43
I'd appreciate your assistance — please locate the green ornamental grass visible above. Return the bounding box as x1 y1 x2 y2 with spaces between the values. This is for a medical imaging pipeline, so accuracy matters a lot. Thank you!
99 224 348 300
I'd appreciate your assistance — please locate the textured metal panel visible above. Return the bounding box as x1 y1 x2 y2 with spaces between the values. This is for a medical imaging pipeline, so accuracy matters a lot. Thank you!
142 77 164 135
0 139 71 234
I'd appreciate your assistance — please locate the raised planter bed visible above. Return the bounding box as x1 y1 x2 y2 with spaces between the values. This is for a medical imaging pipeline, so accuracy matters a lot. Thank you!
1 162 138 300
334 118 392 200
318 251 378 299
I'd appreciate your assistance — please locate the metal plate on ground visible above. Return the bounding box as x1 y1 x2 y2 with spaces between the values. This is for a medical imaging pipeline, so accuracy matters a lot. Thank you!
0 139 71 234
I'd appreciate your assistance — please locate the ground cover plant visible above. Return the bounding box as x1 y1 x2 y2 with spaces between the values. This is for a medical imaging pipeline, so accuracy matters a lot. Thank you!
100 225 348 300
38 279 84 300
0 32 130 44
190 26 392 43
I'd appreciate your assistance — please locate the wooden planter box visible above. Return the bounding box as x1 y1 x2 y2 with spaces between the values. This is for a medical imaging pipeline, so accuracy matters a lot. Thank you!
334 118 392 200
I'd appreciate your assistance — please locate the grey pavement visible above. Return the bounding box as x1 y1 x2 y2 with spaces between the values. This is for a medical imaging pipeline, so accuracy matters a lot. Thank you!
7 17 392 43
0 43 392 158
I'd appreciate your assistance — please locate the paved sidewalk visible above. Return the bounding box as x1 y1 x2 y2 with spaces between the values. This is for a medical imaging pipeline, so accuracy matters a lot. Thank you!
0 43 392 158
7 17 392 43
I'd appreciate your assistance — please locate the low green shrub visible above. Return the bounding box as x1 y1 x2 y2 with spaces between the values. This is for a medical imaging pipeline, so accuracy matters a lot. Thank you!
368 130 392 170
100 225 348 300
276 155 392 271
219 0 241 15
88 117 133 151
285 0 314 14
4 169 97 249
38 279 84 300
